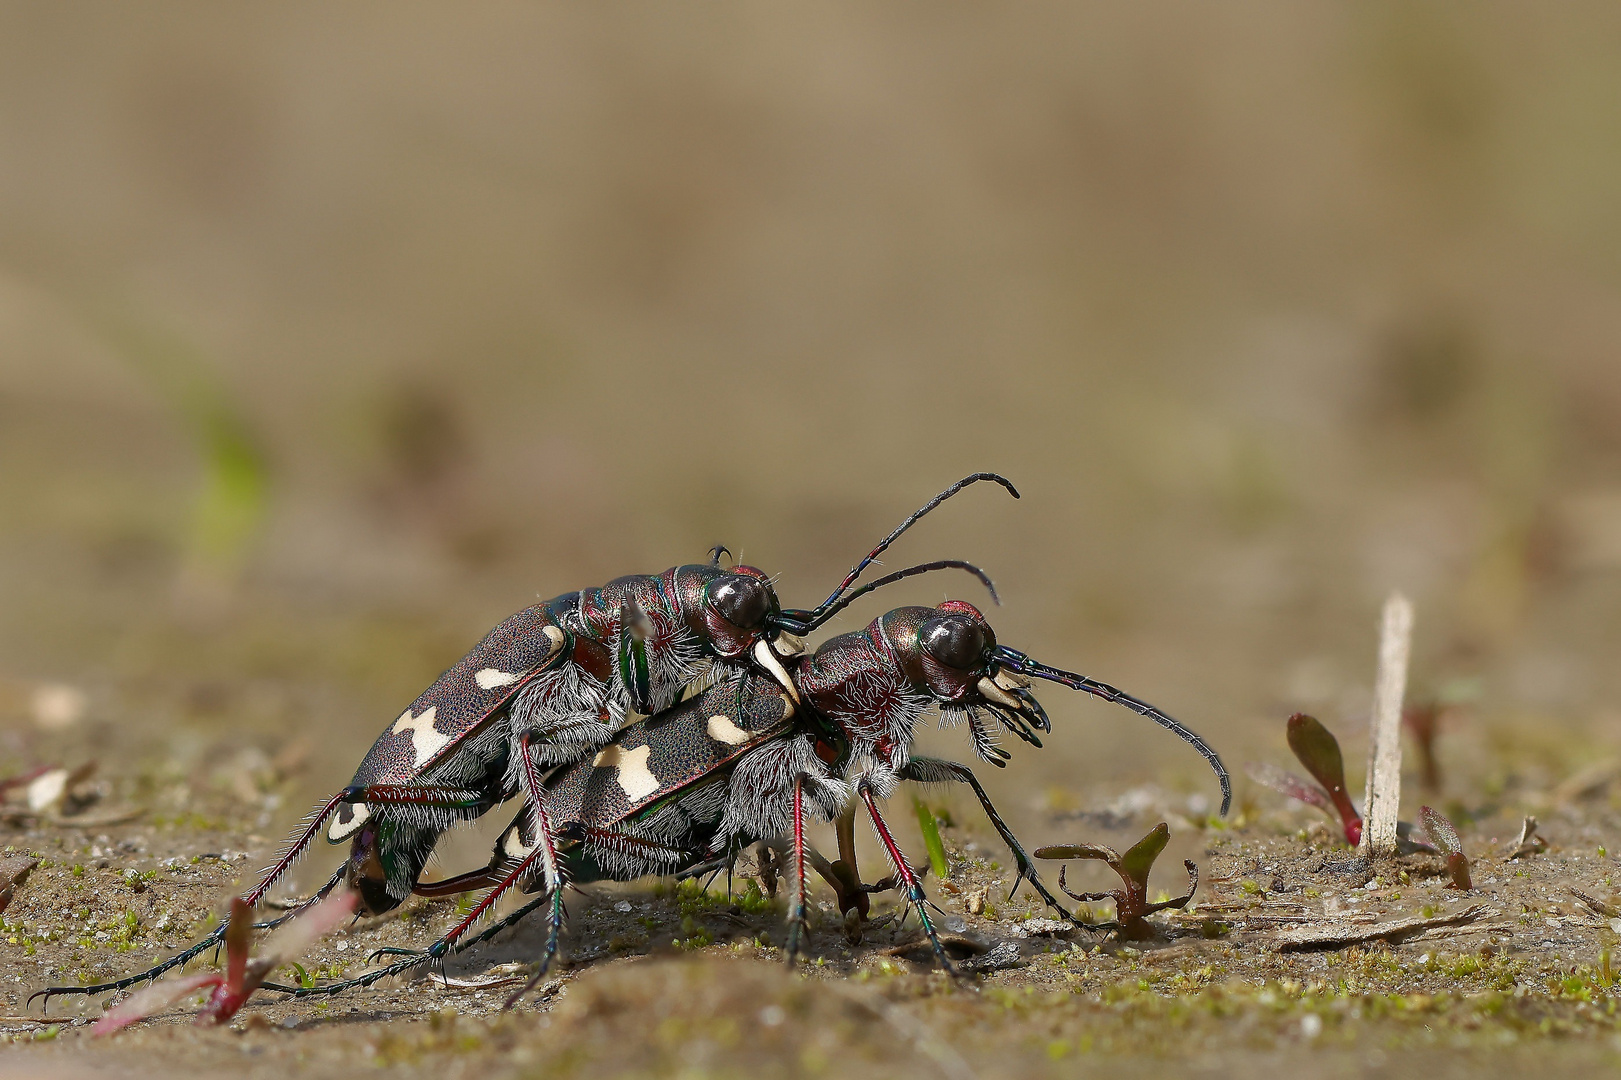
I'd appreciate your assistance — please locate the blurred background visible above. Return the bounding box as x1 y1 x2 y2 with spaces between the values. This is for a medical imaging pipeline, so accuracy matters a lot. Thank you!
3 3 1620 862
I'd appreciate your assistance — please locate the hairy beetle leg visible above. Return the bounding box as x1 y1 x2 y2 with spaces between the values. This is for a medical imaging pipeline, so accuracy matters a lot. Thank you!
899 757 1075 922
858 785 956 976
27 867 347 1012
784 773 811 964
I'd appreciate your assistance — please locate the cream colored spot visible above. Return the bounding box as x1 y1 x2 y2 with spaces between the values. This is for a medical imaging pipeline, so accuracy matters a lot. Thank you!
592 743 660 802
475 667 524 690
328 801 370 842
503 825 536 859
707 714 750 745
542 625 565 651
392 706 451 768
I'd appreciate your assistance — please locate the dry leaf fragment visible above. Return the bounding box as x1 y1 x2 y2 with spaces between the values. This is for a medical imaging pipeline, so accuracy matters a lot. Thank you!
1505 815 1547 860
0 856 39 914
1273 905 1491 951
1570 889 1621 920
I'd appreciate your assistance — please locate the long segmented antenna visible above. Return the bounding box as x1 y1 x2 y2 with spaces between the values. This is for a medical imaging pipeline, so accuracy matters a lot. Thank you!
773 473 1019 634
992 646 1231 816
773 559 999 635
816 473 1018 612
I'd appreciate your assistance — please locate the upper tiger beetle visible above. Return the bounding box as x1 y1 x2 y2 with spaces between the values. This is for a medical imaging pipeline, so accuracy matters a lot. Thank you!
32 474 1231 1022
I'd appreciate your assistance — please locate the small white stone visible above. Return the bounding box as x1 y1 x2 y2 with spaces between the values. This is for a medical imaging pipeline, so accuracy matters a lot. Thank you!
1300 1013 1322 1039
614 900 633 913
336 940 349 951
759 1005 786 1027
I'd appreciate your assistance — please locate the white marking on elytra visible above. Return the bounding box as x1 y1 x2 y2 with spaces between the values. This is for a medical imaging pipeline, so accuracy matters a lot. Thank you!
591 743 660 802
474 668 524 690
707 714 750 745
327 801 370 842
392 705 451 768
503 826 536 859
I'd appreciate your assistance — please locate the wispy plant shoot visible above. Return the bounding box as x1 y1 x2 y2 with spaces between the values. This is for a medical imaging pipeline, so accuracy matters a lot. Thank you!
1246 713 1363 846
1035 823 1196 940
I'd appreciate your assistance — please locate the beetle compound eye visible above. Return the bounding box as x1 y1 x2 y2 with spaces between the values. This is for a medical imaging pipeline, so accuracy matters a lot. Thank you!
708 575 770 629
920 615 986 670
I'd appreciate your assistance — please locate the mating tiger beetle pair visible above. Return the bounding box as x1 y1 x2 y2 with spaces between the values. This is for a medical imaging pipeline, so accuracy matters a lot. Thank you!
33 473 1231 1020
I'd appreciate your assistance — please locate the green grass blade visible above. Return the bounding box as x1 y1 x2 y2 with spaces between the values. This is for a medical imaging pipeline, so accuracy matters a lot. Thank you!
913 795 950 880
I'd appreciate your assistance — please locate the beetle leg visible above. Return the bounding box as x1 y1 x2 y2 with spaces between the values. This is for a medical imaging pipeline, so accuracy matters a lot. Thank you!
784 773 810 963
831 801 871 919
502 733 569 1006
898 756 1074 921
365 733 568 971
411 862 520 898
28 868 345 1012
31 781 483 1012
857 783 955 975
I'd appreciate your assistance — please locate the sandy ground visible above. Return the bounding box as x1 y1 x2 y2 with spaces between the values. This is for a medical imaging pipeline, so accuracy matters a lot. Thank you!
4 769 1621 1080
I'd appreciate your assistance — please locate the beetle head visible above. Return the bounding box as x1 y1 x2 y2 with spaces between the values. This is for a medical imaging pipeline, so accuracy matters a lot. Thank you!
878 601 1052 739
696 564 781 658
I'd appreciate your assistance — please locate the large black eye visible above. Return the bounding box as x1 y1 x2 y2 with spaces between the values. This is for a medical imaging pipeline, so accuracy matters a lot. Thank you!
919 615 986 670
707 576 770 629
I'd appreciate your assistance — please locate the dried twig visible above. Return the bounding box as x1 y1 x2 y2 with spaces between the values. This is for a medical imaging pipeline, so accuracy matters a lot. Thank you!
1361 593 1413 858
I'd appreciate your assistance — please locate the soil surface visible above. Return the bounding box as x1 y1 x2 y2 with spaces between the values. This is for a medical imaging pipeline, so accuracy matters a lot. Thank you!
5 774 1621 1080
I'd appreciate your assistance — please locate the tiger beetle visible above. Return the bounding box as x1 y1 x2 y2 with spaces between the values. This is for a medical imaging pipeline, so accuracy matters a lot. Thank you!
241 597 1226 1007
31 474 1020 1011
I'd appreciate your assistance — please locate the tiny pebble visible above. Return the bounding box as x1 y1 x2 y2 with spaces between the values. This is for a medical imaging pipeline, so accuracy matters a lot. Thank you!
1301 1014 1322 1039
759 1005 785 1027
614 900 633 913
336 940 349 951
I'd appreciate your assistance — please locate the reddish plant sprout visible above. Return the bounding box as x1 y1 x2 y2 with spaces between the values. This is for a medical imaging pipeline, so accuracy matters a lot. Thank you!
1245 713 1363 846
94 890 357 1035
1034 822 1197 940
1417 805 1471 889
0 764 56 797
1403 701 1443 792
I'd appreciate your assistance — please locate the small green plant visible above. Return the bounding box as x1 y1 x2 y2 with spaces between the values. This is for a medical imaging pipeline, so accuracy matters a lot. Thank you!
1417 805 1471 889
1246 713 1362 846
912 795 950 880
1035 822 1197 940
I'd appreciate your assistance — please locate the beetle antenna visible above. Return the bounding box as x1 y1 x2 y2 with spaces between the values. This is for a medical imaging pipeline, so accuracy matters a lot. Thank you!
811 473 1018 615
773 559 998 634
992 647 1231 816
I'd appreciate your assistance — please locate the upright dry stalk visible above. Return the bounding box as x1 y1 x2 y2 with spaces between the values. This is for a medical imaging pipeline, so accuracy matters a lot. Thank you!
1360 592 1413 858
